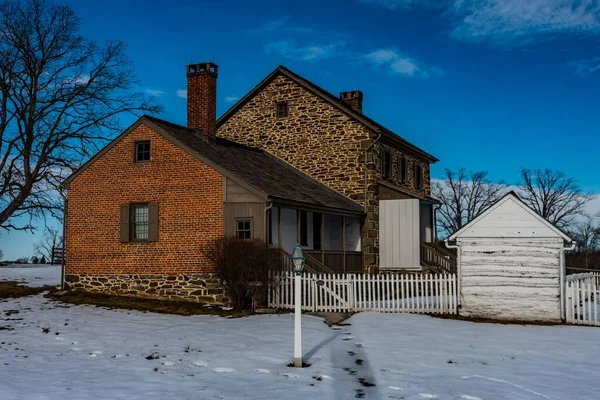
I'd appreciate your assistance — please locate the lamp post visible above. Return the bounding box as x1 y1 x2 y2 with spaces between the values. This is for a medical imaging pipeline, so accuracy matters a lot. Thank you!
291 243 305 368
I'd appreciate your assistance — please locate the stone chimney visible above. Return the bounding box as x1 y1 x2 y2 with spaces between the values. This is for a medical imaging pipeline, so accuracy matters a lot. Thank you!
186 62 218 137
340 90 363 113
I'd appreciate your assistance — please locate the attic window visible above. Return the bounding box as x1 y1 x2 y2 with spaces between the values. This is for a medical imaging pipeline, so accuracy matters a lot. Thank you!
134 141 151 163
276 102 288 119
381 148 391 179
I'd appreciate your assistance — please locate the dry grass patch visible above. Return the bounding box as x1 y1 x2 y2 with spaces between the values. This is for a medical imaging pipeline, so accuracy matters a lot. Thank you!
46 290 257 317
0 281 57 299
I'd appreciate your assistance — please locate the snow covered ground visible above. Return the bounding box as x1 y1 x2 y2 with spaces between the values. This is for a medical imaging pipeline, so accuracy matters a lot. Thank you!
1 266 599 399
0 263 61 287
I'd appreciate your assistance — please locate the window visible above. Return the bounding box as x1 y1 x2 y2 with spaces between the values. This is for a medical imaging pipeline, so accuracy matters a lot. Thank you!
236 219 252 240
276 102 288 119
415 164 423 189
135 140 151 163
398 155 407 184
381 148 391 179
131 204 149 241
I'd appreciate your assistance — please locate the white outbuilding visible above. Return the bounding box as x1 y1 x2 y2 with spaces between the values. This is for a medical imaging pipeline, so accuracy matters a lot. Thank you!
446 192 574 322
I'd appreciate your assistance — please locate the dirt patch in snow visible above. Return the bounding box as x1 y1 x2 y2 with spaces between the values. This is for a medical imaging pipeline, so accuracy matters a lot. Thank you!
0 281 57 299
45 290 257 317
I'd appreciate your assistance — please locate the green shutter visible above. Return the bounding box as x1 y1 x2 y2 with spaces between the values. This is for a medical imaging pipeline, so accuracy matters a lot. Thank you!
120 205 130 243
148 203 159 242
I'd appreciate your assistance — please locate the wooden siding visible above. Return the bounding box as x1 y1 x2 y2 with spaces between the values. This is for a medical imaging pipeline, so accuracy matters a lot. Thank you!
379 199 420 269
223 178 267 241
458 237 563 322
453 195 565 239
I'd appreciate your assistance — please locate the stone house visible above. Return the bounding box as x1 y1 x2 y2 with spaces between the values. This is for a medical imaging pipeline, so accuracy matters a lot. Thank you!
62 61 448 303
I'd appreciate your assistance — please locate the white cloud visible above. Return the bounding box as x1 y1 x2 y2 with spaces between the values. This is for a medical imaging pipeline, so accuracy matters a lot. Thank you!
145 88 165 96
225 96 240 103
567 56 600 75
361 48 444 78
359 0 446 10
450 0 600 43
361 0 600 44
246 17 313 35
265 40 346 62
176 89 187 99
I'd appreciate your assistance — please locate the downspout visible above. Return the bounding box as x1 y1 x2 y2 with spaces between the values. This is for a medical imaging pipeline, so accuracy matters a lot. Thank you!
61 195 67 290
559 240 576 321
444 239 461 308
264 201 273 246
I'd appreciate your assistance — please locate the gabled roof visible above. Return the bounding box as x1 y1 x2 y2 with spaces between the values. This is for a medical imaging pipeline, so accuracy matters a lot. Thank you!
217 65 439 163
448 191 573 242
63 116 364 216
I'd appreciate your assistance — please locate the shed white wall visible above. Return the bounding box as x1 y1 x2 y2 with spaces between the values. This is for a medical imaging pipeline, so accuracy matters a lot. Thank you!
458 237 563 322
379 199 420 269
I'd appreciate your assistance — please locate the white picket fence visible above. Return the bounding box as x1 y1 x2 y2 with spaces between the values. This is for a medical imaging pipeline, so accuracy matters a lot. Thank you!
565 272 599 326
268 271 458 314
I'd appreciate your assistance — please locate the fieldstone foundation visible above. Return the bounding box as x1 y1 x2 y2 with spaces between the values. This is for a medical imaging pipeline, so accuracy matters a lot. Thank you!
64 274 226 304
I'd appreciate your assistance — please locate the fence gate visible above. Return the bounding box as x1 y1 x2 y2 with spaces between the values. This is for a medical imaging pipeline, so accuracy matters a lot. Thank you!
565 272 599 327
268 271 457 315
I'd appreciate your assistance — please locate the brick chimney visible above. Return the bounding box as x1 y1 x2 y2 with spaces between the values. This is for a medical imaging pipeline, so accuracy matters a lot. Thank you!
340 90 363 113
186 62 218 137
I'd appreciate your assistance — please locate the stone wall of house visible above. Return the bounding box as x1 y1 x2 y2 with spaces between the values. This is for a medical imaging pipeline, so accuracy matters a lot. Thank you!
217 74 432 272
65 123 225 301
377 142 432 197
64 274 225 303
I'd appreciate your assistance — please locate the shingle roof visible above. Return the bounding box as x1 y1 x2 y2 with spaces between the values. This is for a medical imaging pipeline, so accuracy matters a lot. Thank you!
145 116 364 214
217 65 438 163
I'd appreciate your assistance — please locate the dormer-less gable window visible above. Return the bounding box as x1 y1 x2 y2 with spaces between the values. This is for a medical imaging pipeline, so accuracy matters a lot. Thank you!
381 148 391 179
276 101 288 119
135 140 151 163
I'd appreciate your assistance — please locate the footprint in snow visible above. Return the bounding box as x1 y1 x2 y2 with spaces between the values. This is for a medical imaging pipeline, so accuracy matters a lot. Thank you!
212 367 234 373
461 396 482 400
254 369 270 373
282 373 299 378
419 394 438 398
192 361 208 367
70 347 82 351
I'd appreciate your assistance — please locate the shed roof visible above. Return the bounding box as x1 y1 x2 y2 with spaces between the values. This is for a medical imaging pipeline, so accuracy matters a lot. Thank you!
448 191 573 242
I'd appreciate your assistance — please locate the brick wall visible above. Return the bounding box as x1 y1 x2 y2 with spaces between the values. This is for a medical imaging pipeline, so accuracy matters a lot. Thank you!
65 123 224 300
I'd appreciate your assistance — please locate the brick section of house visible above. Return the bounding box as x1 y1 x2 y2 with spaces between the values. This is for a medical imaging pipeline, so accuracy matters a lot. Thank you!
217 74 431 272
65 124 225 302
187 62 218 136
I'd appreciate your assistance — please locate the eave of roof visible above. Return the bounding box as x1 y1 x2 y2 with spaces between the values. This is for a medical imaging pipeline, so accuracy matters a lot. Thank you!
217 65 439 163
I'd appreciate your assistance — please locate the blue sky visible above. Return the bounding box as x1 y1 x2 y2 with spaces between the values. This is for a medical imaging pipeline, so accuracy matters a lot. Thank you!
2 0 600 260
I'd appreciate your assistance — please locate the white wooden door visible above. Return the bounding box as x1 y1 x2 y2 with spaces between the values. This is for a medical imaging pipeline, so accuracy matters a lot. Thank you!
379 199 420 269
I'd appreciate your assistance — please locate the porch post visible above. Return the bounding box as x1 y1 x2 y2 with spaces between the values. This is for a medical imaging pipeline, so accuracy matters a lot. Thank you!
277 206 282 249
342 215 346 273
321 213 325 264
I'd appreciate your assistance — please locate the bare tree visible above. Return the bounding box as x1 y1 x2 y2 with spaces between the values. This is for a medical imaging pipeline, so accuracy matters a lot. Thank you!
0 0 161 231
33 227 61 261
568 217 600 269
518 168 591 229
432 168 508 237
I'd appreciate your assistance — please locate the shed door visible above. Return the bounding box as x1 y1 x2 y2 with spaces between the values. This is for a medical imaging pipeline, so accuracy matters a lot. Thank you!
379 199 420 269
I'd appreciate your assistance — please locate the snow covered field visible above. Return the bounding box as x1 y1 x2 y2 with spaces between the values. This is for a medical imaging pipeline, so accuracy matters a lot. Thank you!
0 263 61 287
1 265 599 399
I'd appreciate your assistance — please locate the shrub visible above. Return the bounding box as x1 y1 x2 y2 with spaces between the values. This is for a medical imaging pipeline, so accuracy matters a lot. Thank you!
203 237 278 311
